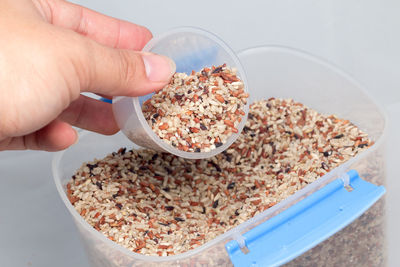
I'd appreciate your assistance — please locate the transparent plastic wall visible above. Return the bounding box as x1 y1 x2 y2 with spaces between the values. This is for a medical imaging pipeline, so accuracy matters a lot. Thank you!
112 28 250 160
53 46 387 266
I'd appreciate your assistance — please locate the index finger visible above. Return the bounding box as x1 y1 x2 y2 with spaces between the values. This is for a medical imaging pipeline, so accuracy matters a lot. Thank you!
43 0 152 50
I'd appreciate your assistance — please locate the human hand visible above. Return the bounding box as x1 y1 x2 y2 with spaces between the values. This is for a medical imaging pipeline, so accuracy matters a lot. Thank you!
0 0 175 151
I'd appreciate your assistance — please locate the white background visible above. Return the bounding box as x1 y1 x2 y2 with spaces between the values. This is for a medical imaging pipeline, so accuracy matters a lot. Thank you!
1 0 399 266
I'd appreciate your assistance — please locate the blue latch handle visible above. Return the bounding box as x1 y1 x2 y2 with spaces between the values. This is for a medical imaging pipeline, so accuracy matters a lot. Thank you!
225 170 385 267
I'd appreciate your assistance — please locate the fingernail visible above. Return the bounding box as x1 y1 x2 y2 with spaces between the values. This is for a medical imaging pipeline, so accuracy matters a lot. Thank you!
72 128 79 145
142 53 176 82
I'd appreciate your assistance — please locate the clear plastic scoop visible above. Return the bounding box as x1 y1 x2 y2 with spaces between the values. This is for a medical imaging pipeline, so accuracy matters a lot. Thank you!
112 27 249 159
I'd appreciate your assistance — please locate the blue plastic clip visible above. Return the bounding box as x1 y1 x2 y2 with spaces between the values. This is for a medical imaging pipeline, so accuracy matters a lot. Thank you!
100 97 112 104
225 170 385 267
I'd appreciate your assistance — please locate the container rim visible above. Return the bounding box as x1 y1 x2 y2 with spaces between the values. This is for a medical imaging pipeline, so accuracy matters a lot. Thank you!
52 45 388 263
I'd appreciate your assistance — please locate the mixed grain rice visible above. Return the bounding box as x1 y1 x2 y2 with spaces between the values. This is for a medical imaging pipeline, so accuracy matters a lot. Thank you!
67 98 373 257
142 64 248 153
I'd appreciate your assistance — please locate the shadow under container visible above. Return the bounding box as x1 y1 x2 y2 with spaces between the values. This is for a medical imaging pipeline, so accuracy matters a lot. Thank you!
53 46 387 266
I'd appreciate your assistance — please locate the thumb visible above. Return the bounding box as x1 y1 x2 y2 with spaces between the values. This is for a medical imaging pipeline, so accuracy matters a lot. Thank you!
76 38 176 97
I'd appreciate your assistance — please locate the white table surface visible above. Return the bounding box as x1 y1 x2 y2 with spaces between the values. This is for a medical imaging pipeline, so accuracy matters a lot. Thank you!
1 1 399 266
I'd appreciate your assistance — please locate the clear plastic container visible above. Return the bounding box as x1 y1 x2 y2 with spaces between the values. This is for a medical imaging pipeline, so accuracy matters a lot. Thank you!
112 27 249 159
53 46 387 266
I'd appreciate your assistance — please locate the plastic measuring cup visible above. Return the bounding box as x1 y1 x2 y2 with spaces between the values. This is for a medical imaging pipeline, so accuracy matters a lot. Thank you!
112 27 249 159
